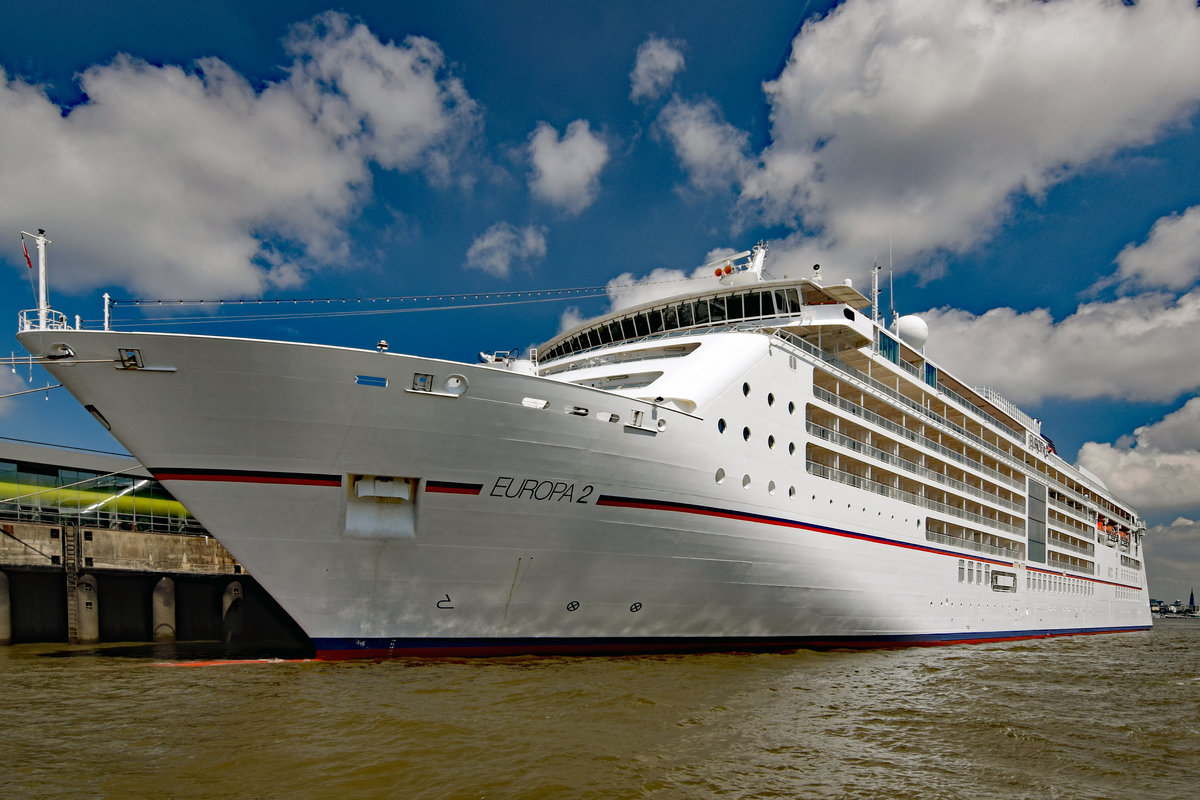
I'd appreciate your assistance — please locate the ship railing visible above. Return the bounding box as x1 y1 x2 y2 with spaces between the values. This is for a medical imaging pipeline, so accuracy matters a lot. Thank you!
771 328 1026 443
806 421 1024 513
772 330 1029 467
805 461 1025 537
1048 553 1095 575
18 308 71 332
812 386 1024 491
924 530 1023 561
977 386 1040 434
1047 532 1095 557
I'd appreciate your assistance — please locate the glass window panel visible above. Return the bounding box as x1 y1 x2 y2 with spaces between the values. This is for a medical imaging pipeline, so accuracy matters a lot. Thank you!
743 292 761 318
725 294 743 321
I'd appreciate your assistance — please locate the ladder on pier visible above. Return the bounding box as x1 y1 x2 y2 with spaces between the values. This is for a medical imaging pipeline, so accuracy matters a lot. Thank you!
62 526 79 644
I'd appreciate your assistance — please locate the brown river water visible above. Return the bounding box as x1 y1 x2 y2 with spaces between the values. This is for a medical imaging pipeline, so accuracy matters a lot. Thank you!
2 621 1197 799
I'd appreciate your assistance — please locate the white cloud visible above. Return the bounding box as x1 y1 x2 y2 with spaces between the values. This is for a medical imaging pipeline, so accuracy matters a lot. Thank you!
656 97 752 192
527 120 609 215
726 0 1200 271
465 222 547 278
921 290 1200 405
0 11 481 299
1144 517 1200 603
1106 205 1200 292
630 37 685 103
557 306 586 335
1076 398 1200 517
604 246 743 312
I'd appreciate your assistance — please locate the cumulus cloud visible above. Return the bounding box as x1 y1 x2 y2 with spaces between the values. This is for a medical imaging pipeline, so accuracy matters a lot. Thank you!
719 0 1200 271
1076 398 1200 517
656 97 752 192
603 246 743 312
527 120 609 215
1104 205 1200 292
465 222 547 278
921 290 1200 405
630 36 685 103
0 11 480 298
1144 517 1200 602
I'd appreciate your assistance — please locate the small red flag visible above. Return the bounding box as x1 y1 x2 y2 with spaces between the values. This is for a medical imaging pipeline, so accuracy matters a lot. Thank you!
23 238 32 269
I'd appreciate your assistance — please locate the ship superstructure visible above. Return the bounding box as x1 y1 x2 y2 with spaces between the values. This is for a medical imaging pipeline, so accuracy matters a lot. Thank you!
15 238 1150 656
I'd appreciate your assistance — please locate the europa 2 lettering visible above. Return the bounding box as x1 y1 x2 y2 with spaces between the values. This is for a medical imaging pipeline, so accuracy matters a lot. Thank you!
490 476 594 503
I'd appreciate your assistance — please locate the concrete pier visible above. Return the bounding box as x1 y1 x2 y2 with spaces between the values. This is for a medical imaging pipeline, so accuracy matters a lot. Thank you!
0 519 308 652
0 570 10 646
1 441 310 653
152 576 176 643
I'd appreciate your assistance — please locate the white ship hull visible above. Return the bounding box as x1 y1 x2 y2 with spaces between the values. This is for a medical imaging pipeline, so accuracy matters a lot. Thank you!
18 321 1151 657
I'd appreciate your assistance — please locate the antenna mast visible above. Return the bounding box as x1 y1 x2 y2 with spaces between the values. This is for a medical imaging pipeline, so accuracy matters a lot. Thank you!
20 229 51 330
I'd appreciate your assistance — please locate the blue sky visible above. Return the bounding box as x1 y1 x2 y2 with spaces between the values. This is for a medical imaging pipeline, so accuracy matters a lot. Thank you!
3 0 1200 602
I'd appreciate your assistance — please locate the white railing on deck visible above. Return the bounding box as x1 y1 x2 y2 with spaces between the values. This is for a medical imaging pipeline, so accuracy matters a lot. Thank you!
18 308 71 332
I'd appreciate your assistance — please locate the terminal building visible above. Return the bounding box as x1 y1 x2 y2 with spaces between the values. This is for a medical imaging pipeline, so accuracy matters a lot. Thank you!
0 439 306 652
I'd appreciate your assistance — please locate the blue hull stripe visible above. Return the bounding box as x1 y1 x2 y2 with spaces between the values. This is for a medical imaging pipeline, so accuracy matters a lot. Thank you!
312 626 1152 659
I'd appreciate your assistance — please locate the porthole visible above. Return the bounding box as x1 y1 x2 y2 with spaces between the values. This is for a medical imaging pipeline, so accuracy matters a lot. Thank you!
788 401 795 414
742 382 751 397
767 392 775 406
788 442 795 455
742 427 751 441
768 435 776 449
788 486 796 498
718 418 727 433
768 481 776 495
715 468 726 485
742 474 751 489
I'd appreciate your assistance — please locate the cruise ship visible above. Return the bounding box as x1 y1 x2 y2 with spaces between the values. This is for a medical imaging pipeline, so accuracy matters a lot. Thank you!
15 238 1151 657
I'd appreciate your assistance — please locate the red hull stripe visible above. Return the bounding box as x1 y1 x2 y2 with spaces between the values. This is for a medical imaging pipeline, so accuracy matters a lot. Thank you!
595 494 1142 591
152 468 341 487
312 626 1152 659
424 480 483 495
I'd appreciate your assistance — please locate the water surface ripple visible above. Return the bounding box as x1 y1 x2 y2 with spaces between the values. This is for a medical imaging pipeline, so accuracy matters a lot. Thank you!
2 623 1197 799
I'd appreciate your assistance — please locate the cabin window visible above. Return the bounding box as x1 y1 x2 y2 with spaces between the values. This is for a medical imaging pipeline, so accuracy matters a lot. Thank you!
647 309 663 333
710 297 726 323
694 300 710 325
621 318 637 339
662 306 678 331
678 302 693 327
760 291 777 316
742 292 761 319
597 325 612 344
726 294 744 321
608 321 623 343
878 332 900 364
925 363 938 388
634 314 650 337
774 290 790 315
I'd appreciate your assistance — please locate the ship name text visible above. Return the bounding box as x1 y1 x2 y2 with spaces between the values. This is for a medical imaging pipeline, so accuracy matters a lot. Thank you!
490 476 594 504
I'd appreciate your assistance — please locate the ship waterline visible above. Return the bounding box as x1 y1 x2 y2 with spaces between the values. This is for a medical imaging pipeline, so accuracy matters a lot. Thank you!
17 244 1150 656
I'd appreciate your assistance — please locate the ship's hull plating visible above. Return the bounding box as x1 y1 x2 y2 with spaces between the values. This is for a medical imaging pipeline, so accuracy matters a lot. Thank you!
19 327 1151 657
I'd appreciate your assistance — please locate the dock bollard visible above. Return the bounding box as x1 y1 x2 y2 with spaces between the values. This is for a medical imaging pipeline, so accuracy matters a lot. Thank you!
152 576 176 643
76 575 100 645
0 571 10 646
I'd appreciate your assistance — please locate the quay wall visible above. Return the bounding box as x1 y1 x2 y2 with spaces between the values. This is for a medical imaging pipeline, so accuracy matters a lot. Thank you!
1 520 308 652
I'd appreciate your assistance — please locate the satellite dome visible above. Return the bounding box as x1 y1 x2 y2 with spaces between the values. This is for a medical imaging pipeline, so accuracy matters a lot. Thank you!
895 315 929 349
